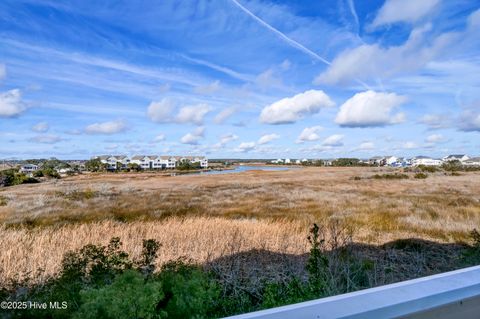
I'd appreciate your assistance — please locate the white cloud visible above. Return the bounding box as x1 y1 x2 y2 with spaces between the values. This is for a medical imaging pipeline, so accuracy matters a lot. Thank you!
32 122 49 133
85 120 127 134
260 90 335 124
297 126 323 143
28 134 63 144
425 134 445 143
214 107 236 124
258 133 280 145
194 80 221 95
313 24 450 85
153 134 165 142
355 142 375 151
220 133 238 145
458 110 480 132
0 89 26 118
371 0 439 28
176 103 211 125
280 59 291 71
402 141 418 149
213 133 239 149
335 90 407 127
420 114 451 130
256 69 282 89
322 134 344 147
0 64 5 80
235 142 256 153
158 83 171 93
180 127 205 145
147 98 175 123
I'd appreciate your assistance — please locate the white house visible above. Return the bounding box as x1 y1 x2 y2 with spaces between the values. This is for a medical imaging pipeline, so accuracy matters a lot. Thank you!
19 164 38 173
130 155 157 170
99 155 130 170
191 156 208 168
385 156 398 166
284 158 291 164
463 157 480 166
442 154 470 163
158 156 177 169
411 156 442 166
271 158 283 164
368 156 385 166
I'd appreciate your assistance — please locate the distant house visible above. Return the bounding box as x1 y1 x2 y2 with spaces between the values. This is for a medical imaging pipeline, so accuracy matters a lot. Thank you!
463 157 480 166
98 155 130 170
130 155 157 170
369 156 385 166
175 156 208 168
158 156 177 169
284 158 291 164
19 164 39 173
385 156 398 166
411 156 442 166
442 155 470 163
271 159 283 164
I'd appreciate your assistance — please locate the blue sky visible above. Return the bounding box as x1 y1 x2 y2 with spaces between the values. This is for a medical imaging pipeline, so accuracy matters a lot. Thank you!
0 0 479 159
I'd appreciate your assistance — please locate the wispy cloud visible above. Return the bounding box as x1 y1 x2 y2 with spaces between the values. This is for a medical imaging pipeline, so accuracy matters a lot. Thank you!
229 0 331 65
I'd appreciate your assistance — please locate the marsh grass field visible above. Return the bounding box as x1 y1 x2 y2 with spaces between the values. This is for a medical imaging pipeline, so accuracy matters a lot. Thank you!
0 166 479 285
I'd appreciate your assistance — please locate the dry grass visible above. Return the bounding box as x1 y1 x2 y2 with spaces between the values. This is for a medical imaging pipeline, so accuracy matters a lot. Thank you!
0 167 479 284
0 217 308 284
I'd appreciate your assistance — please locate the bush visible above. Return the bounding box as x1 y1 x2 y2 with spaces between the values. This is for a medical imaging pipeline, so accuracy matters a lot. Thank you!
372 173 409 180
157 260 221 318
74 270 165 319
177 161 201 171
85 158 108 172
417 165 437 173
0 169 37 187
414 173 428 179
1 225 378 318
23 177 40 184
0 195 7 206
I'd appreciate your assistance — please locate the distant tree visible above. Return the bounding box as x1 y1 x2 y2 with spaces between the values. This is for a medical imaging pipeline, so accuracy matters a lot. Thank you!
441 160 462 172
127 163 141 172
85 158 108 172
41 157 70 170
177 160 201 170
332 158 362 167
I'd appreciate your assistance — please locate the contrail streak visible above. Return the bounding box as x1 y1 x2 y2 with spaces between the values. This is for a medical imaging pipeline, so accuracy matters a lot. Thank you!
230 0 370 90
230 0 331 66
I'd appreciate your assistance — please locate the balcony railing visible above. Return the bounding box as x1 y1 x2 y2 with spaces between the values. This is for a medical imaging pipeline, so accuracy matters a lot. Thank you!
223 265 480 319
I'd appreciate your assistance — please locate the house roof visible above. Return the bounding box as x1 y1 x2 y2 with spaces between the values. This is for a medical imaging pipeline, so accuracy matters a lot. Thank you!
97 155 111 160
445 154 466 158
465 157 480 162
131 155 146 160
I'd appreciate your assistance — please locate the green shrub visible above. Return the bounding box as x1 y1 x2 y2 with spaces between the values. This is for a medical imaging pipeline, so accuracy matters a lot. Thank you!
372 173 409 180
42 168 61 179
414 173 428 179
177 161 202 171
74 270 165 319
417 165 437 173
33 170 44 177
23 177 40 184
157 260 221 319
0 195 7 206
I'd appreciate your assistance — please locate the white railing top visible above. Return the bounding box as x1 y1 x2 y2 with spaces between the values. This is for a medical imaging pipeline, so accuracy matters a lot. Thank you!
223 265 480 319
